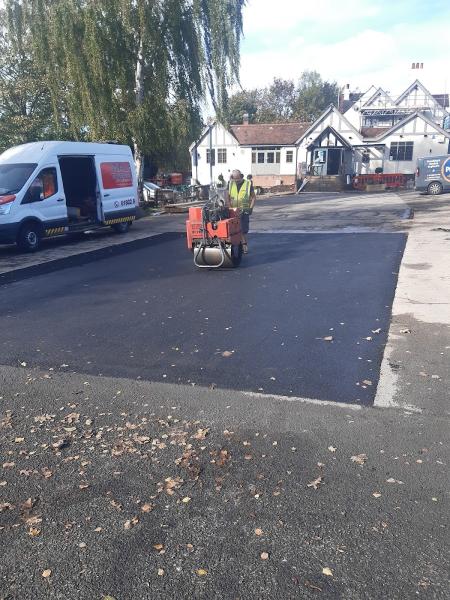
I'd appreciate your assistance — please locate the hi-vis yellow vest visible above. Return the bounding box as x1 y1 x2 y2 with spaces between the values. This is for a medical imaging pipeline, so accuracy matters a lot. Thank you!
229 180 251 211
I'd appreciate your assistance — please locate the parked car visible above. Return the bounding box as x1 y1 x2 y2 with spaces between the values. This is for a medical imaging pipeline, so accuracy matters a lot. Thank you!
415 155 450 195
0 141 138 252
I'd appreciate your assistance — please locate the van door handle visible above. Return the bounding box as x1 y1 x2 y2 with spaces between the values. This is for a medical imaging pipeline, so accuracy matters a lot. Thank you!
57 198 65 202
103 193 110 197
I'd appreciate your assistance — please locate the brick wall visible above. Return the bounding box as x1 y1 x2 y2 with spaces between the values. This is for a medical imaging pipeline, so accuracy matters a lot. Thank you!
252 174 296 188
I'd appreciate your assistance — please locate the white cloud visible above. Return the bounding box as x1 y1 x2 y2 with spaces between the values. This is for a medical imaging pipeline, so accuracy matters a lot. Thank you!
239 11 450 97
243 0 380 32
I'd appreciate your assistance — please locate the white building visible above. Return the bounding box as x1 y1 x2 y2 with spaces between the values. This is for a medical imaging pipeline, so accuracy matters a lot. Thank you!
190 80 450 187
190 118 309 188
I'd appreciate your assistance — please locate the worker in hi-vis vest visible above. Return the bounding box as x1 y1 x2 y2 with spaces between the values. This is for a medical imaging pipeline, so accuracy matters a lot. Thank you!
227 169 256 253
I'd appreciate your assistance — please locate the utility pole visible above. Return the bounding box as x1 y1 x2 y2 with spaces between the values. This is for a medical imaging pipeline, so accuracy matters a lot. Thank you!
209 122 214 186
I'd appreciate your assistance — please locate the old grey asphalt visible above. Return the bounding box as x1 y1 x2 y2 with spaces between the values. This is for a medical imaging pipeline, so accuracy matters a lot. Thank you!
0 191 448 599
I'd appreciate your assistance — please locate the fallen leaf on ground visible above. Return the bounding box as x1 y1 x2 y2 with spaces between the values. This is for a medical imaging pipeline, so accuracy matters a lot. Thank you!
14 437 24 443
386 478 404 484
141 503 154 513
153 544 164 551
21 497 35 511
255 528 263 536
305 580 323 592
192 428 209 440
322 567 333 577
221 351 233 357
323 336 333 342
196 569 208 576
124 517 139 530
372 328 381 334
42 569 51 578
351 453 368 465
307 476 323 490
260 552 269 560
157 569 165 576
216 449 230 467
400 328 411 334
41 467 53 479
328 446 337 453
182 497 191 504
372 492 382 498
28 527 41 537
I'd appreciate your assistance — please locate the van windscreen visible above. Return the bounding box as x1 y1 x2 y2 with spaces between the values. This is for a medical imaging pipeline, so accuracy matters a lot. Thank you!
0 163 37 195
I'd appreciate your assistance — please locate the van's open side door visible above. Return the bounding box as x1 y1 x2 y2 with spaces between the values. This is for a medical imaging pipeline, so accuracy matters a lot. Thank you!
95 156 138 225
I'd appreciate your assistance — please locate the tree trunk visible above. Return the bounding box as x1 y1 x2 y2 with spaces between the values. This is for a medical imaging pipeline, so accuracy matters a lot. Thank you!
134 35 145 200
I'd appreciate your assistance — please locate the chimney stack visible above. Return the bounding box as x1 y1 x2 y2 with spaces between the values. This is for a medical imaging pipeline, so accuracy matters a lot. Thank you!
243 113 250 125
343 84 350 101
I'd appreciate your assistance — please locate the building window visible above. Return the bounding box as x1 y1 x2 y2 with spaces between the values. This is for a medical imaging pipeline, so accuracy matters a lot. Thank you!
251 147 282 165
206 149 215 165
23 168 58 204
217 148 227 164
286 150 294 163
390 141 414 161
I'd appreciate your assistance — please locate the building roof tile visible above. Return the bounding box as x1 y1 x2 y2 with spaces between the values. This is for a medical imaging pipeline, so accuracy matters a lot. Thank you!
229 122 309 146
360 126 392 138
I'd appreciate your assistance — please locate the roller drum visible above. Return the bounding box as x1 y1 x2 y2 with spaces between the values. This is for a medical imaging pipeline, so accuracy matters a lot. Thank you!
194 244 238 268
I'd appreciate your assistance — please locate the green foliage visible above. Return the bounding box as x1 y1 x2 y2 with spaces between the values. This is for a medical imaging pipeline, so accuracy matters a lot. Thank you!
226 71 339 125
257 78 297 123
225 89 260 124
293 71 339 122
0 2 57 151
0 0 246 172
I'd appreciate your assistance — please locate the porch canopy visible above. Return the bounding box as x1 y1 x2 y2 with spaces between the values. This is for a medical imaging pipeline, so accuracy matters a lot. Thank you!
306 126 352 176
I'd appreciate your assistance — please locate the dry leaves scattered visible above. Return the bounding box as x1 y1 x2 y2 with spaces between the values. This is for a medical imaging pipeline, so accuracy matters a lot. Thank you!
307 476 323 490
351 454 368 466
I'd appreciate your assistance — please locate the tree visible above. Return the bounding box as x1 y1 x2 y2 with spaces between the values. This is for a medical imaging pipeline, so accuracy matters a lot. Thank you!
257 78 296 123
293 71 339 122
0 2 56 152
21 0 246 181
225 89 259 124
226 72 339 125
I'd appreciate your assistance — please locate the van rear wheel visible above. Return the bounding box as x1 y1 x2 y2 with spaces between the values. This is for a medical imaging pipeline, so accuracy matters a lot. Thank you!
427 181 443 195
17 222 42 252
112 222 131 234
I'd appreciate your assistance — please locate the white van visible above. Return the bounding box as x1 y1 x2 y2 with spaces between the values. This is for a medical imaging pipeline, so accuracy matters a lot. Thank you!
0 141 138 251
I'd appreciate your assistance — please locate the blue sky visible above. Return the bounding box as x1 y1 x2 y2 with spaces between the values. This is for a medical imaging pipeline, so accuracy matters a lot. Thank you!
239 0 450 97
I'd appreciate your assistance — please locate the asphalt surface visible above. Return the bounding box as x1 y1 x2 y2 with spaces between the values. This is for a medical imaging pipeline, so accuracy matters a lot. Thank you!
0 193 448 600
0 231 405 404
0 366 448 600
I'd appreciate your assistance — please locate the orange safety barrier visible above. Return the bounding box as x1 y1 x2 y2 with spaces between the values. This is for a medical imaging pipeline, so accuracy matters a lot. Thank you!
352 173 407 190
